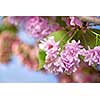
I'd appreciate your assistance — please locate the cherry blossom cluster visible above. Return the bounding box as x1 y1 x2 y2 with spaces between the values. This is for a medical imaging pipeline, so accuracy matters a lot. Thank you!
8 16 84 39
8 16 62 39
81 46 100 66
39 36 62 74
25 16 61 39
60 40 83 75
39 36 100 75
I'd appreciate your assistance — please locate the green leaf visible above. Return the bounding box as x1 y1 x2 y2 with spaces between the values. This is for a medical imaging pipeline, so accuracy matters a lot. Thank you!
56 16 66 27
38 49 46 70
0 24 18 35
86 29 100 47
96 34 99 46
90 28 100 34
72 29 100 49
49 30 69 49
90 29 100 46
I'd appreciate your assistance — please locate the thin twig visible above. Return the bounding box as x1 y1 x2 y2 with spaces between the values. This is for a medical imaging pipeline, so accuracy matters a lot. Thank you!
77 16 100 25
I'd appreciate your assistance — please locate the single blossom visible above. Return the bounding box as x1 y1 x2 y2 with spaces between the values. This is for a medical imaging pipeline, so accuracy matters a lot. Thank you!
60 40 82 75
39 36 60 55
64 40 83 57
62 16 82 36
70 16 82 26
62 16 82 27
81 46 100 66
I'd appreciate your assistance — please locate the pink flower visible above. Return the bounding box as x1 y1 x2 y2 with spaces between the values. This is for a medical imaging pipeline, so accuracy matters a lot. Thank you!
64 40 83 57
62 17 82 36
39 36 60 55
62 16 82 27
70 16 82 26
39 39 83 75
39 36 64 74
39 38 86 75
44 57 63 74
60 40 82 75
25 17 61 39
82 46 100 66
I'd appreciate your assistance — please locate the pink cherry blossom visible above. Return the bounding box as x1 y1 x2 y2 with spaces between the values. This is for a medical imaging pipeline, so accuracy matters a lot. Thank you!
39 36 60 55
25 17 61 39
70 16 82 26
82 46 100 66
44 57 63 74
39 36 63 74
62 16 82 27
60 40 83 75
39 38 84 75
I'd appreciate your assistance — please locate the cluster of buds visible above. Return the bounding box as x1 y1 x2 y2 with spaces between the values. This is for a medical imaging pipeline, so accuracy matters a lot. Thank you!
81 46 100 66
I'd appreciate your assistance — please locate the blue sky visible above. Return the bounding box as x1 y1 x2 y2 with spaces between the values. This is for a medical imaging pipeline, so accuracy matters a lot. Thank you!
0 28 58 83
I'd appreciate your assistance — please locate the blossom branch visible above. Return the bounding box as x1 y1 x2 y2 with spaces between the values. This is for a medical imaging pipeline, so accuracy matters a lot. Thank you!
77 16 100 25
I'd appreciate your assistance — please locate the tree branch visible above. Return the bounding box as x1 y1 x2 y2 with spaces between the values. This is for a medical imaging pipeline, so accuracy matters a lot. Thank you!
77 16 100 25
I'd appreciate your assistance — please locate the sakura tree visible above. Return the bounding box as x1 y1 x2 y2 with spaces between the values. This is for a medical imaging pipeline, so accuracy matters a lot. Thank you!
0 16 100 82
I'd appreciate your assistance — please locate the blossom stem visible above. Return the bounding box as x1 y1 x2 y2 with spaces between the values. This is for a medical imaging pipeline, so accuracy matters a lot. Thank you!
90 30 100 46
67 29 79 42
90 30 100 37
81 32 88 48
96 34 99 46
92 64 97 70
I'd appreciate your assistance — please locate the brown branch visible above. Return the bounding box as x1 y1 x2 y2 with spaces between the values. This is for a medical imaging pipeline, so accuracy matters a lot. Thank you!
77 16 100 25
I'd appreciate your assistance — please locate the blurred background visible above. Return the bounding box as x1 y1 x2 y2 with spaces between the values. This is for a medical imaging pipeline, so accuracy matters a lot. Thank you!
0 17 58 83
0 16 100 83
